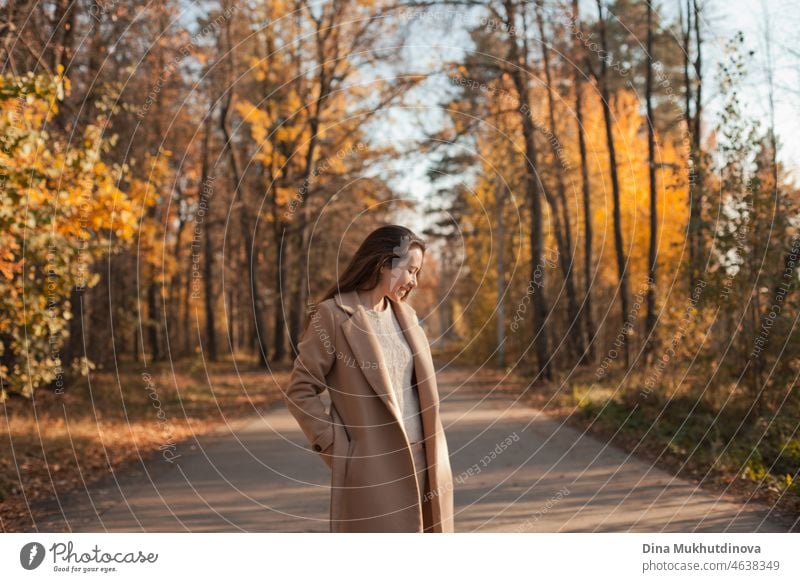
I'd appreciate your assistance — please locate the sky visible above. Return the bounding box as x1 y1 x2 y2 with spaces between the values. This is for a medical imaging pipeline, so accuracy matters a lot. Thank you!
179 0 800 223
697 0 800 173
371 0 800 211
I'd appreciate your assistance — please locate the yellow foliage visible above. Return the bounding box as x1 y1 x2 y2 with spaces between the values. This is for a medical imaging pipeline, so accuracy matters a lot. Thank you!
0 71 156 396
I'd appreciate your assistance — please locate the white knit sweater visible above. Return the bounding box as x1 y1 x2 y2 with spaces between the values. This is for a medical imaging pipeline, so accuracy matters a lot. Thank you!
365 299 425 444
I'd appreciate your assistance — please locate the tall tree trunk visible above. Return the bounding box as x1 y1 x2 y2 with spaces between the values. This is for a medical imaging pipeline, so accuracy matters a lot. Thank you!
200 113 218 361
288 117 325 357
144 18 170 363
288 2 337 356
503 0 551 379
686 0 704 290
692 0 703 211
258 10 289 364
219 95 269 366
644 0 658 356
682 0 695 289
596 0 630 369
228 283 236 356
169 184 187 357
496 180 507 369
572 0 596 365
535 0 584 363
219 8 269 366
271 228 289 362
146 249 161 361
182 249 192 356
64 286 85 384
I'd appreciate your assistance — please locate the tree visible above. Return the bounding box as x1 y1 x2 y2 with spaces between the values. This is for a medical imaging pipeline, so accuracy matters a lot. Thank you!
534 0 584 364
593 0 631 369
0 71 139 398
644 0 658 355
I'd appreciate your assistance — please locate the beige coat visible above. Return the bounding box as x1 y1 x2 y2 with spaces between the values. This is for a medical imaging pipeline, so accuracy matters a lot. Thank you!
283 289 455 532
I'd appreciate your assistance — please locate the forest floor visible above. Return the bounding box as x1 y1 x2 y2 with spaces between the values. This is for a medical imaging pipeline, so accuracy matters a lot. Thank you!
5 362 796 532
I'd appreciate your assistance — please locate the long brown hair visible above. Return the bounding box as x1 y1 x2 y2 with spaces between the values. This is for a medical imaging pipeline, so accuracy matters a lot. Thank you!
319 225 426 304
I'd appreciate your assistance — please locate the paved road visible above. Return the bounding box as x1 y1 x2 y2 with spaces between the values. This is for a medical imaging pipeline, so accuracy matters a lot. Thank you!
33 367 797 532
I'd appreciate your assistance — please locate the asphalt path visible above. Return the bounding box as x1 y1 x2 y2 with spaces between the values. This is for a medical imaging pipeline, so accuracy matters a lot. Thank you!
32 367 796 532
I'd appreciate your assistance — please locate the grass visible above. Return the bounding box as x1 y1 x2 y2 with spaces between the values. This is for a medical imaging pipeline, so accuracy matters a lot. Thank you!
0 354 291 532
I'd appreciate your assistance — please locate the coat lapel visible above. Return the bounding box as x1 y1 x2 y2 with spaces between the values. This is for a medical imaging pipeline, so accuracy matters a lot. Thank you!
335 290 435 431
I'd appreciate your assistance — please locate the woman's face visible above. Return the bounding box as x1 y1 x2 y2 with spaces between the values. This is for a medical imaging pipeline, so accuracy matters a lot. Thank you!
381 246 423 302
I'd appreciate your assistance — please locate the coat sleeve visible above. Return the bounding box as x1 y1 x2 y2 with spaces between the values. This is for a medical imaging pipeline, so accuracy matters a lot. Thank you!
283 301 337 457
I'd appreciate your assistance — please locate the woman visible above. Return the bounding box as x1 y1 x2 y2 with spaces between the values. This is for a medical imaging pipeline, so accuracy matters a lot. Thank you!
282 225 455 532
